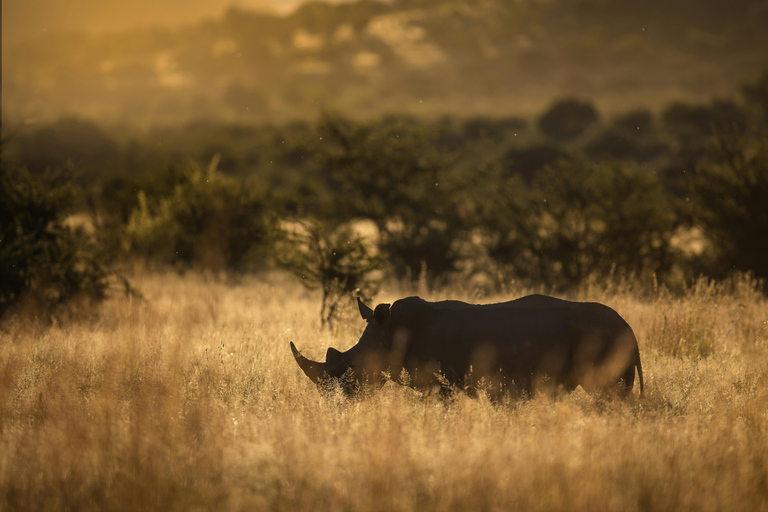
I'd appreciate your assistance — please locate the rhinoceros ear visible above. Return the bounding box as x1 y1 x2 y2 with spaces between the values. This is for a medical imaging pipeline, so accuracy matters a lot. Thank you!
326 347 343 365
358 297 374 321
374 303 391 325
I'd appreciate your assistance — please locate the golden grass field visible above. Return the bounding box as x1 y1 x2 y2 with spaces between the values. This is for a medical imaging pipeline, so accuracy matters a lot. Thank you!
1 271 767 511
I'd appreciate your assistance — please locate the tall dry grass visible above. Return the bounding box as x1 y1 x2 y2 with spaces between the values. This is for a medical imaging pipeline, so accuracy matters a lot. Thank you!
1 271 767 511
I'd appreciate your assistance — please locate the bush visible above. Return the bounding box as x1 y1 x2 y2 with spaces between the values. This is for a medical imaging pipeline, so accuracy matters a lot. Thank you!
309 113 463 285
274 219 385 327
460 116 528 143
661 100 749 163
585 128 668 163
480 161 677 288
0 165 113 320
613 109 655 133
500 145 571 183
742 69 768 125
689 129 768 283
126 156 271 272
538 98 599 142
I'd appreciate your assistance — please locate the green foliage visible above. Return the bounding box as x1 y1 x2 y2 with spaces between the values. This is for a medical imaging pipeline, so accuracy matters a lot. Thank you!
538 99 600 142
126 156 271 272
501 145 571 183
661 100 749 161
274 219 386 327
613 109 655 133
7 67 768 295
309 113 463 284
0 166 112 319
460 117 528 143
689 130 768 282
478 161 676 288
584 127 668 163
742 69 768 125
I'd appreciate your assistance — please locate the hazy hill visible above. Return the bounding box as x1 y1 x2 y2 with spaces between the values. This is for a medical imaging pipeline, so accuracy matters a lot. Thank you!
3 0 767 126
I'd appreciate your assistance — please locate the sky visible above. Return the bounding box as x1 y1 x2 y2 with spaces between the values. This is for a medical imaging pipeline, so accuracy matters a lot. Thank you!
2 0 352 44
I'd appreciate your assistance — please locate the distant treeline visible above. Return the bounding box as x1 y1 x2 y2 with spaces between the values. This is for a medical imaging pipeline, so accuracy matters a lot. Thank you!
2 70 768 318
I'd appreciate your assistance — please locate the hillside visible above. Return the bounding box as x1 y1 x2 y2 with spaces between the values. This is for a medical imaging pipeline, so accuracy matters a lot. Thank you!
3 0 768 125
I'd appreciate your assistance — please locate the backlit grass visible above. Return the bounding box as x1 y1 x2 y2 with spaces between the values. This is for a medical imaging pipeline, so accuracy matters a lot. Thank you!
1 272 767 511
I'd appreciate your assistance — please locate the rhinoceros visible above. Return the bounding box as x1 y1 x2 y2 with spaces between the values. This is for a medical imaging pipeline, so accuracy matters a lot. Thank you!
290 294 644 398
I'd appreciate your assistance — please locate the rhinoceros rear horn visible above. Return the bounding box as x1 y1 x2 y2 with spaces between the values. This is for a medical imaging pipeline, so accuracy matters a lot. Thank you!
290 342 325 383
374 303 390 325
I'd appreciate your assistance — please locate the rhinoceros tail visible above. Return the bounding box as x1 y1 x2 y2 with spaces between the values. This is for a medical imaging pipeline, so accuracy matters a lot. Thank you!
635 344 644 397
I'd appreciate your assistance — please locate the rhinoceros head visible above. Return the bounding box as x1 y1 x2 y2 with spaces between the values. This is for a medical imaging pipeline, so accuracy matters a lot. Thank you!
290 297 392 393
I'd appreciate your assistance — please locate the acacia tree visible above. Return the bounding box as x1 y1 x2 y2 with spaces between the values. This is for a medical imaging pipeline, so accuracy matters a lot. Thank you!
274 219 386 328
126 156 271 272
690 129 768 283
742 69 768 125
0 165 117 320
309 113 463 285
538 98 599 142
477 160 677 289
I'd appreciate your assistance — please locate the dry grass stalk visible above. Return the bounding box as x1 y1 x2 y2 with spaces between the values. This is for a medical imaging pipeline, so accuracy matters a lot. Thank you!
1 272 767 511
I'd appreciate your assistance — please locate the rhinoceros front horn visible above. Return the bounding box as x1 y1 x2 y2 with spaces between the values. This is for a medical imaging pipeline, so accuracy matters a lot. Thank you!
290 342 326 383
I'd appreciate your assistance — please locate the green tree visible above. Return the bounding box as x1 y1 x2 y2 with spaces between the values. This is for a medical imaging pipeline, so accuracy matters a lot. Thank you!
690 130 768 282
0 165 114 319
741 69 768 125
538 98 599 142
479 161 677 288
585 110 668 163
310 113 463 284
661 100 749 165
126 156 271 272
274 219 386 327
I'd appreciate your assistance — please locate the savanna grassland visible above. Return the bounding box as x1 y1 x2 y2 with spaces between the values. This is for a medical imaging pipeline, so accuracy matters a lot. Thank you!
2 271 767 511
